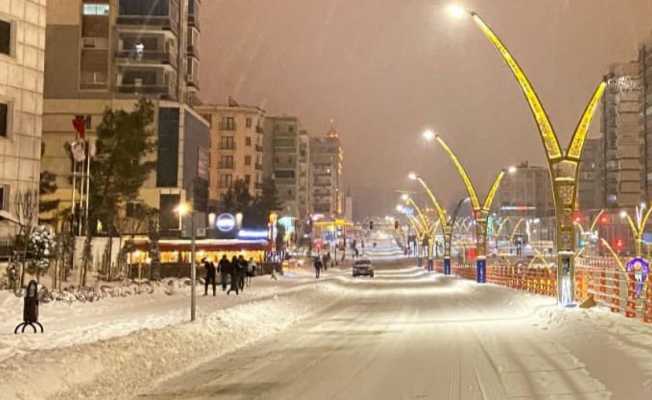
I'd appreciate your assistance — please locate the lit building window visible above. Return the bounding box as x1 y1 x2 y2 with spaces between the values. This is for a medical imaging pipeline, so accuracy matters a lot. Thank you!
83 4 110 16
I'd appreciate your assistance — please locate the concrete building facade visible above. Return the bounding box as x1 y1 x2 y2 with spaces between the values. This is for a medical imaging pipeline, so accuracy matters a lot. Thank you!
196 102 265 204
309 126 343 217
578 137 605 210
41 0 208 236
0 0 47 239
263 115 310 220
601 62 643 208
494 161 554 218
641 33 652 201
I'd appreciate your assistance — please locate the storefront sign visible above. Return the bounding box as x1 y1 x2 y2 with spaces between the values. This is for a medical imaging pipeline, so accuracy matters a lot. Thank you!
216 213 236 232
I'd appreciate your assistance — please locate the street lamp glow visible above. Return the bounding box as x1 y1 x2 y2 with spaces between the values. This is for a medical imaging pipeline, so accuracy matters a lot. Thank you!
508 166 517 174
175 202 191 216
408 172 418 180
396 204 405 213
640 202 647 210
619 210 628 219
422 129 436 142
401 193 410 202
447 4 468 19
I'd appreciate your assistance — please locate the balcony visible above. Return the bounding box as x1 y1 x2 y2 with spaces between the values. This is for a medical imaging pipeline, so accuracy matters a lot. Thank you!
116 15 179 35
256 125 264 134
219 122 237 131
115 50 177 68
219 144 236 151
255 163 263 171
188 14 200 30
255 145 264 152
117 82 177 100
186 73 199 88
218 163 234 170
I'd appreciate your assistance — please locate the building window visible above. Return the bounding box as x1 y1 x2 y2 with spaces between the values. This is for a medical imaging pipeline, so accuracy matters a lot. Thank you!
245 136 252 146
0 184 8 210
219 174 233 188
220 136 234 150
288 125 294 133
83 3 110 15
220 156 234 169
246 118 252 128
244 175 251 185
0 19 12 56
0 103 8 137
244 155 251 166
221 116 235 130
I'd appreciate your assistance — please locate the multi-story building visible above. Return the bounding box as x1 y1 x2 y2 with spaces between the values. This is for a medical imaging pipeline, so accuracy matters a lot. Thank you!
640 33 652 201
42 0 209 235
601 61 643 208
263 115 311 220
578 137 605 210
0 1 47 239
196 102 265 204
309 126 343 217
297 130 311 217
494 161 554 218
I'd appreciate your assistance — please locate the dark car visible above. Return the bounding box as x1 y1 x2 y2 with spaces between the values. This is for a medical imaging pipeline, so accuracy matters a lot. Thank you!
352 259 374 278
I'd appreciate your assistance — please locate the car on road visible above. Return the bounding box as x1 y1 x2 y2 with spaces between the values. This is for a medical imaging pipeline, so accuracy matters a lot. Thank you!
352 259 374 278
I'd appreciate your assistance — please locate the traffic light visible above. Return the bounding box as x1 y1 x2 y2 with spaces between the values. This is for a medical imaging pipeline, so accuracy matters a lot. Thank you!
369 221 374 230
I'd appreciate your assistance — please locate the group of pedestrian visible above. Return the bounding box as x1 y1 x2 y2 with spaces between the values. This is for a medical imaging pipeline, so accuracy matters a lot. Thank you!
202 255 256 296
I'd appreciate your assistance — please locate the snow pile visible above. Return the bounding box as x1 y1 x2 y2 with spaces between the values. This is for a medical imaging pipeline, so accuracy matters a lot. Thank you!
0 279 345 400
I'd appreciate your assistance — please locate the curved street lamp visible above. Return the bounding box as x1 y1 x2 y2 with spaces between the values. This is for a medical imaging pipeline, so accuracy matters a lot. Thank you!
408 172 456 274
449 6 606 305
429 134 505 283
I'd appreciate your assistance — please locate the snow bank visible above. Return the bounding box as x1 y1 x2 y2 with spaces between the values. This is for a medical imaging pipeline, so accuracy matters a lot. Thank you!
0 279 345 400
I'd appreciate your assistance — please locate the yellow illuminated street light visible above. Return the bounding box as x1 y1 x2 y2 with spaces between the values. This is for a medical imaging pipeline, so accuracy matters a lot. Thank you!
451 7 607 305
619 205 652 257
408 171 456 274
432 135 505 283
447 4 467 19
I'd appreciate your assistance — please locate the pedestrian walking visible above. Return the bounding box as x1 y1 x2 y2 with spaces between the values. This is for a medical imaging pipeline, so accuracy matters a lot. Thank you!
237 255 248 292
227 255 239 295
218 254 230 291
314 256 323 279
203 258 216 296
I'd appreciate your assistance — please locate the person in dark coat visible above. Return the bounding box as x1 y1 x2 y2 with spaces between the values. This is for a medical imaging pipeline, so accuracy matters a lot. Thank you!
203 258 216 296
237 255 248 291
218 254 230 291
313 256 323 279
227 255 240 295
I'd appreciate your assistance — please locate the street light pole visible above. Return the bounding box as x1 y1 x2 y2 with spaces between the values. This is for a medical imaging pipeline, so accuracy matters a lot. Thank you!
190 210 196 322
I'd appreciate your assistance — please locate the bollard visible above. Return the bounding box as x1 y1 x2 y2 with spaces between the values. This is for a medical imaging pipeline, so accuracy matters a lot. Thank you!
610 270 620 313
644 275 652 323
626 271 637 318
14 280 44 334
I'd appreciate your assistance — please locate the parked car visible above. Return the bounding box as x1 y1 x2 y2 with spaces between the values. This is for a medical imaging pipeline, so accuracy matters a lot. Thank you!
353 259 374 278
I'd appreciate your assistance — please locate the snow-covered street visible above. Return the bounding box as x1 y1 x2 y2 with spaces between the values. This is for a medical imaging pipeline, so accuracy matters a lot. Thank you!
2 262 652 399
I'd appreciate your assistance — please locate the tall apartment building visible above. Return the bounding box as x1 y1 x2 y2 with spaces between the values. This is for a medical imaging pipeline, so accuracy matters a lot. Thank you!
309 126 343 217
0 1 47 239
601 62 643 208
262 115 311 220
42 0 209 235
578 137 605 210
494 161 553 218
640 34 652 201
196 102 265 204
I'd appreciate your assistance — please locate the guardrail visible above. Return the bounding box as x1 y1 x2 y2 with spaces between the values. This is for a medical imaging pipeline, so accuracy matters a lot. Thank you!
436 257 652 324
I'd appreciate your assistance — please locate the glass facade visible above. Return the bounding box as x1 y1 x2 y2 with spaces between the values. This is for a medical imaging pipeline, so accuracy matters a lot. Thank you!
156 107 180 187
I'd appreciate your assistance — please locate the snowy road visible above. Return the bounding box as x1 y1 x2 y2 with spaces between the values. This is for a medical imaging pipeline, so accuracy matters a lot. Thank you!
136 265 651 400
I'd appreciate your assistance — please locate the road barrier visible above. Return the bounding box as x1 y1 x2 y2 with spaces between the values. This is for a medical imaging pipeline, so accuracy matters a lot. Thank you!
447 257 652 324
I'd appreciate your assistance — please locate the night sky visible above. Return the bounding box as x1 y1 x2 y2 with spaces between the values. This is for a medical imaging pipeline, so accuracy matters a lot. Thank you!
200 0 652 219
